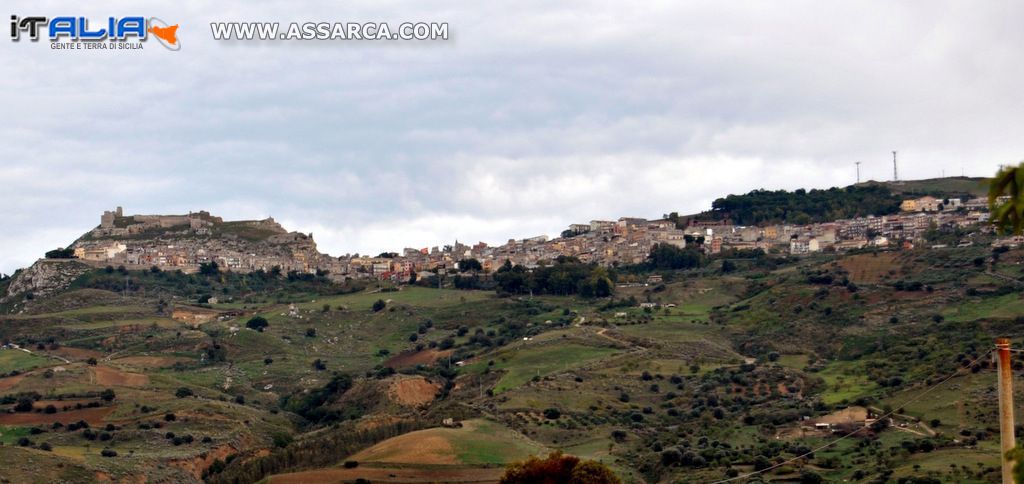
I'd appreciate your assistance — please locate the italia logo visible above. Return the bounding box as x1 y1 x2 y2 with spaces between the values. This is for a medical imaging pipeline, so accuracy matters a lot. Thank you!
10 15 180 50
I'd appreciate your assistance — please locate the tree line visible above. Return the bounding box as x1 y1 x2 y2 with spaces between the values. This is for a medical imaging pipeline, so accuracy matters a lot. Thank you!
692 185 901 226
494 257 614 297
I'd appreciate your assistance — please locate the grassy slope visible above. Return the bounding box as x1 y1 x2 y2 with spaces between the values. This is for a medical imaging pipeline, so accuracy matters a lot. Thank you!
2 245 1022 483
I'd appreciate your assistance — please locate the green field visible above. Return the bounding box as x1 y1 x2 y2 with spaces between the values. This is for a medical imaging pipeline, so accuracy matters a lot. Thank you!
817 360 878 405
943 293 1024 322
0 349 52 373
465 343 619 393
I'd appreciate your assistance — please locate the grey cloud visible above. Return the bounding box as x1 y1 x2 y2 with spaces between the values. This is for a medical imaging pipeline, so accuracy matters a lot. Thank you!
1 0 1020 273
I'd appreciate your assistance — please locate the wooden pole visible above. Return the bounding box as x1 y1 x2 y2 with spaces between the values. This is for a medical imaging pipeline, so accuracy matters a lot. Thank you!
996 337 1016 484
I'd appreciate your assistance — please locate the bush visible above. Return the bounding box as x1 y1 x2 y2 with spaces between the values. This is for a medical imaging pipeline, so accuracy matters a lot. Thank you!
501 451 619 484
543 408 561 420
272 432 293 448
246 316 269 332
343 461 359 469
14 397 34 412
175 387 194 398
101 448 118 457
372 299 386 312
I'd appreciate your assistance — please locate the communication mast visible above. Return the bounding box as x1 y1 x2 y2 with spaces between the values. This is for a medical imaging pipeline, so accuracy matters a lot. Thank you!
892 151 898 182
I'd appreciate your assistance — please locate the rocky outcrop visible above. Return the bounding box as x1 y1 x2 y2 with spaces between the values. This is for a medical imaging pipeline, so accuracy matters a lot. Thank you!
2 259 91 303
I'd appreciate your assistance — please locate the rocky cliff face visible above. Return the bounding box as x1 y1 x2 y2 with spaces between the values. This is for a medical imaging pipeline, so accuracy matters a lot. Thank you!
2 259 92 303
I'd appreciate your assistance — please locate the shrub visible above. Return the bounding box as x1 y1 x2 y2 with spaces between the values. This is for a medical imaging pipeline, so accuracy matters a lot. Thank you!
500 451 619 483
246 316 269 332
101 448 118 457
272 432 293 448
175 387 194 398
14 397 34 412
372 299 386 312
543 408 561 420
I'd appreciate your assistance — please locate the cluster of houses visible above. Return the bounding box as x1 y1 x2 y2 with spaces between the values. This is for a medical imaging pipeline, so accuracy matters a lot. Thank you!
66 196 1008 282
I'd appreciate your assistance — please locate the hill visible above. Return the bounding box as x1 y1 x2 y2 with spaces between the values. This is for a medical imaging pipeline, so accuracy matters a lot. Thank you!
875 176 990 198
1 176 1022 483
1 238 1020 482
682 176 989 226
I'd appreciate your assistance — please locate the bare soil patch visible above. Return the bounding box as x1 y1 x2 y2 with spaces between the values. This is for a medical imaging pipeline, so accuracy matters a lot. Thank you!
171 306 222 327
90 366 149 387
350 433 459 465
112 356 189 368
817 405 868 425
0 373 27 392
169 444 236 480
388 376 440 407
837 252 900 284
270 466 504 483
385 349 453 368
49 347 104 361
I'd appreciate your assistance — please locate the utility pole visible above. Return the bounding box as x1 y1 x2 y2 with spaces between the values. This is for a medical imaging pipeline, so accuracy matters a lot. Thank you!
892 151 898 182
855 162 861 184
996 337 1016 484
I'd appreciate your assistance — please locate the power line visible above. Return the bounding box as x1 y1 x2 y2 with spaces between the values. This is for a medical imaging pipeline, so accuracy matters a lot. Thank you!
711 348 995 483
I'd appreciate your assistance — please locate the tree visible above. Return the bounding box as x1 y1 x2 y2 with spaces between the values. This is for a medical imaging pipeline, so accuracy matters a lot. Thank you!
647 243 705 270
100 389 116 402
199 261 220 276
14 397 33 412
272 432 293 448
500 452 620 484
175 387 194 398
990 162 1024 235
799 470 824 484
45 247 75 259
246 316 269 332
570 461 621 483
458 258 483 273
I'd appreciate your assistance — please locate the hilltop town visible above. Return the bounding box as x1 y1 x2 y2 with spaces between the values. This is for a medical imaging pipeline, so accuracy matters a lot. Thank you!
62 188 1017 284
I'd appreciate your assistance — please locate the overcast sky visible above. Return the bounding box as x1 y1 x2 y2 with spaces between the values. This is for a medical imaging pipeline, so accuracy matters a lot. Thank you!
2 1 1021 274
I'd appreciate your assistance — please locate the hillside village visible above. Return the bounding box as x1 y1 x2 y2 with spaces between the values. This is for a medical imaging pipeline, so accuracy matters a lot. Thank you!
63 191 1018 284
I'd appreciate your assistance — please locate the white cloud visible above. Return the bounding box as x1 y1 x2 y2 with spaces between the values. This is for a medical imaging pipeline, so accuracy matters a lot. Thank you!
1 0 1020 273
